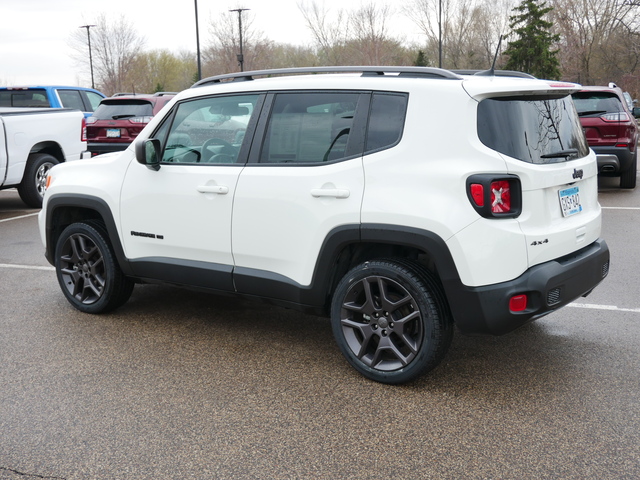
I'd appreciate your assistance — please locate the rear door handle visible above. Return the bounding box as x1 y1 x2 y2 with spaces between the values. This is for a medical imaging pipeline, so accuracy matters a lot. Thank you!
310 188 350 198
197 185 229 195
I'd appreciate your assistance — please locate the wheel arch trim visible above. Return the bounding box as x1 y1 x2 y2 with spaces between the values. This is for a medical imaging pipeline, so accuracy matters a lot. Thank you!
44 193 132 275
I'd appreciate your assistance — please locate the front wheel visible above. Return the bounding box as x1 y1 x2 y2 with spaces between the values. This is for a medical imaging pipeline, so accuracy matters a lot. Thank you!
55 222 134 313
331 260 453 384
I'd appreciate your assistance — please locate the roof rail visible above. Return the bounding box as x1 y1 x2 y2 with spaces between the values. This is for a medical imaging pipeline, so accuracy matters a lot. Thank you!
452 69 536 79
192 66 462 88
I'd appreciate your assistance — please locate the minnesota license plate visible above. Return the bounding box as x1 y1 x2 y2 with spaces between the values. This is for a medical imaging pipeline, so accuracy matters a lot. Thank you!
106 128 121 138
559 186 582 217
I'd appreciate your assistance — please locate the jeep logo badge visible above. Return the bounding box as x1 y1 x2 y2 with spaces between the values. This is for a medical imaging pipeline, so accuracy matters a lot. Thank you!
572 168 584 179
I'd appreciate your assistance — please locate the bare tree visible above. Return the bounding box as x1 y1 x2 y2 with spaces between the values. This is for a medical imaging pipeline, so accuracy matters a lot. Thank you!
298 1 350 64
203 8 273 75
348 3 407 65
70 14 146 95
550 0 640 86
130 50 197 93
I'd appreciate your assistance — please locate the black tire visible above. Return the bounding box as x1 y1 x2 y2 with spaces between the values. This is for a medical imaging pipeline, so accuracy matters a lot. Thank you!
620 152 637 189
17 153 59 208
331 259 453 384
54 221 134 313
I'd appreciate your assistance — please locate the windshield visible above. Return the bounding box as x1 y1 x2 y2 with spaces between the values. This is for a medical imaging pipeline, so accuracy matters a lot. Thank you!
92 100 154 120
477 95 589 164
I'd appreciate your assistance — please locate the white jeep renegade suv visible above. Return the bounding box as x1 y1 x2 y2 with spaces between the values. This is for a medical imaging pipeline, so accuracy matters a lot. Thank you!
39 67 609 384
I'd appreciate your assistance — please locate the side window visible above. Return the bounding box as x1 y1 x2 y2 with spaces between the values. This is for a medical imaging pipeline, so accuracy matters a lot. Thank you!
365 93 408 153
57 90 85 110
84 91 104 112
260 92 360 164
159 94 259 165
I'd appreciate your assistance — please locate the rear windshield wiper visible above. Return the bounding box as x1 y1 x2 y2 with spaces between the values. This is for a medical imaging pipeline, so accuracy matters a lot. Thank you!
112 114 136 119
577 110 606 117
540 148 579 159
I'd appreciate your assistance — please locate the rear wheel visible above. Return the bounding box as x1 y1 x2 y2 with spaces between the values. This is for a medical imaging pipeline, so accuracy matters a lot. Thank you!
331 259 453 384
55 221 134 313
18 153 58 208
620 152 637 189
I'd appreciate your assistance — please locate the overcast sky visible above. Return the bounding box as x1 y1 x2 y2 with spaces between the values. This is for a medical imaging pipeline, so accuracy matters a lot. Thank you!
0 0 420 88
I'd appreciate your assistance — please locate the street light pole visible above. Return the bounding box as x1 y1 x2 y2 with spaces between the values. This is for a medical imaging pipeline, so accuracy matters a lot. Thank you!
79 24 96 88
229 8 250 72
438 0 442 68
194 0 202 81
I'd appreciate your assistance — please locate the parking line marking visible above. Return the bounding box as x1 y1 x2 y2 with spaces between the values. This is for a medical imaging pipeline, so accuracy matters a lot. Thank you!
601 206 640 210
0 263 55 272
0 212 39 223
568 302 640 313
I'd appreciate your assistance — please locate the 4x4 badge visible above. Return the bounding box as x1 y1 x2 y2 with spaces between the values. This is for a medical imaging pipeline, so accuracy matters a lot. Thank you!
573 168 584 179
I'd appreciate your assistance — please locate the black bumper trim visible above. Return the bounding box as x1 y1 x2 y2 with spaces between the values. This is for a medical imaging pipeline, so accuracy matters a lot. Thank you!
448 239 610 335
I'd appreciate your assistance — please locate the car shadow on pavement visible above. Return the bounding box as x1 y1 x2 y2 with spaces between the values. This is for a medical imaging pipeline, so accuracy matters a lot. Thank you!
101 283 599 399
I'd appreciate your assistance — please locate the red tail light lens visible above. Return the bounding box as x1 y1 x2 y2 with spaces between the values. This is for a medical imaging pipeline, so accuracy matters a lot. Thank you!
81 117 87 142
490 180 511 213
466 174 521 218
470 184 484 207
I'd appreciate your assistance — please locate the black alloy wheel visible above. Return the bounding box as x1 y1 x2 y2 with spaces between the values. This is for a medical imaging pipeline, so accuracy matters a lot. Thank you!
331 259 453 384
55 222 134 313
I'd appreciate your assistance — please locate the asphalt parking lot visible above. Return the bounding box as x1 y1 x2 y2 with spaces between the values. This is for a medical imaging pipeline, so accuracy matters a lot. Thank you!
1 180 639 480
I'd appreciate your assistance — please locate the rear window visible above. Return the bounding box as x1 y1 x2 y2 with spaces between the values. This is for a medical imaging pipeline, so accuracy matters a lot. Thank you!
92 100 154 120
0 88 50 107
478 95 589 164
572 92 624 116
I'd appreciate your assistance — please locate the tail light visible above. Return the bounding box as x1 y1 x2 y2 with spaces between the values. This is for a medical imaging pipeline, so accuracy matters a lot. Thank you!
81 117 87 142
466 174 522 218
602 112 629 122
129 116 154 123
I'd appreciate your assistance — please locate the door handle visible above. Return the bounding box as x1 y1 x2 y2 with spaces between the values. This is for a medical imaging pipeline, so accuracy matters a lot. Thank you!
197 185 229 195
310 188 350 198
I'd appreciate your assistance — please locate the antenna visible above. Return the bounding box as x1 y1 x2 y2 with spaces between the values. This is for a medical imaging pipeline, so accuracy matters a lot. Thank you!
475 35 503 77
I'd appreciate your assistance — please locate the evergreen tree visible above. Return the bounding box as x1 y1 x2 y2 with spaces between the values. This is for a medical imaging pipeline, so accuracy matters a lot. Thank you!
415 50 429 67
503 0 561 79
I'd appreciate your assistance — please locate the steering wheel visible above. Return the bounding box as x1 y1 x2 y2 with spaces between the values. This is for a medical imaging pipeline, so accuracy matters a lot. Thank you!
201 138 235 163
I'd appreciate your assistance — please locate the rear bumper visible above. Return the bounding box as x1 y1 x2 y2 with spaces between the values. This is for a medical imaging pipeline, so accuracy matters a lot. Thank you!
88 142 130 156
448 239 610 335
593 146 635 174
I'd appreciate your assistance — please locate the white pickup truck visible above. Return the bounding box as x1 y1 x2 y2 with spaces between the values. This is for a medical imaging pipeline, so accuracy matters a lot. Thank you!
0 107 89 207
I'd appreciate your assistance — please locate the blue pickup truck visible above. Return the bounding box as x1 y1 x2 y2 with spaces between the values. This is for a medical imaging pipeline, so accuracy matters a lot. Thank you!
0 86 105 118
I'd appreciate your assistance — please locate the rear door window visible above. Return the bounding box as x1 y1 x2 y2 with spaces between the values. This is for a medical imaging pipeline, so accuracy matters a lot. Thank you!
478 95 589 163
259 92 361 164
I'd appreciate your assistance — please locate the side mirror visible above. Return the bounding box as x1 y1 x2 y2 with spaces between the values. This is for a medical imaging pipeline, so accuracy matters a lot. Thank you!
135 139 162 171
633 107 640 119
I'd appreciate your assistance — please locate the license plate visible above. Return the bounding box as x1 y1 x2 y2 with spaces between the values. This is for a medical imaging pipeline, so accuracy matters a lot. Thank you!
106 128 121 138
559 186 582 217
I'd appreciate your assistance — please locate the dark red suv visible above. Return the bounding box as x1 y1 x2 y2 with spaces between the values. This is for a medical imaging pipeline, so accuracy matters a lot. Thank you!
86 93 175 156
572 85 639 188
